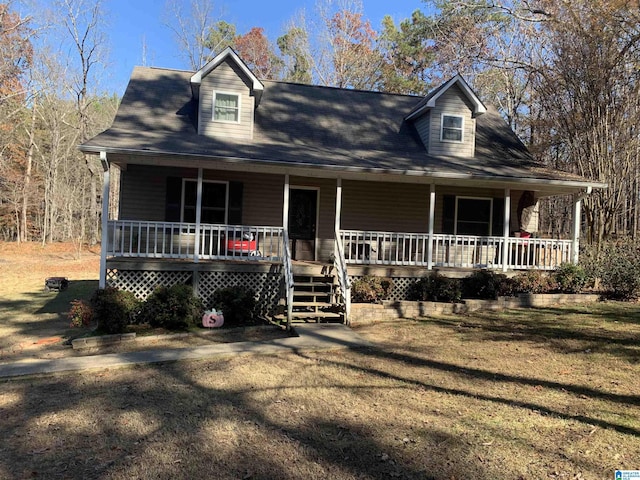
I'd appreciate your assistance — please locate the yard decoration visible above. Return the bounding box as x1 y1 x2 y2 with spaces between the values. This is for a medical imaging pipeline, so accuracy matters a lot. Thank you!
202 310 224 328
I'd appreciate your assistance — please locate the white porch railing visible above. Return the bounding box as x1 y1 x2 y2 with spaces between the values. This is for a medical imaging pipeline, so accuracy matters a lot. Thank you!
106 220 285 262
340 230 573 270
334 227 351 324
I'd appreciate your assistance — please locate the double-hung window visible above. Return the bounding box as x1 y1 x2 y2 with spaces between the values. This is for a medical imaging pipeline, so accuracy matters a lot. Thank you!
213 92 240 123
182 180 228 225
441 114 464 142
456 197 492 236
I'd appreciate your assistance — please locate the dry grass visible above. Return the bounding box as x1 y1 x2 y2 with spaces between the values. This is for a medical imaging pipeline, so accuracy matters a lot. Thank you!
0 303 638 479
0 242 100 361
0 242 639 478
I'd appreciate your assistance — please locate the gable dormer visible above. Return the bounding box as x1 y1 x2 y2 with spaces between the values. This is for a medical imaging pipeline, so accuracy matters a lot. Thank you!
190 47 264 140
406 75 486 158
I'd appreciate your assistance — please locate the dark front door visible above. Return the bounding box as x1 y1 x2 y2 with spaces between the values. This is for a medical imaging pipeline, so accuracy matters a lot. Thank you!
289 188 317 261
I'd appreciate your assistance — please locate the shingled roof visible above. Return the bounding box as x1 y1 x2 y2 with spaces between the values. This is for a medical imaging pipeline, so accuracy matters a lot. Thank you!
81 66 603 190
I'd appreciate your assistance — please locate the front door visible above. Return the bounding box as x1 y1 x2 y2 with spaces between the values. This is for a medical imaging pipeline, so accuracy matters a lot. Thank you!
288 188 318 261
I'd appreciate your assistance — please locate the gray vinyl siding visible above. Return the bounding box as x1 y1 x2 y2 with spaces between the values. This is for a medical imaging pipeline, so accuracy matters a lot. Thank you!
119 164 283 227
428 85 476 157
414 112 430 151
341 181 431 233
198 59 255 140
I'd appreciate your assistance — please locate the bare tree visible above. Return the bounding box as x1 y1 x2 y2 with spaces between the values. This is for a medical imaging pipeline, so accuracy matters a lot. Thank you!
53 0 109 245
163 0 226 70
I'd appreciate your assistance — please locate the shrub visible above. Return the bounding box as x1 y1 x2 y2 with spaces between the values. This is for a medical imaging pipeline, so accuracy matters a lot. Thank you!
594 240 640 299
552 263 588 293
91 288 141 334
210 286 257 326
462 270 512 299
351 276 393 303
511 270 554 294
407 271 462 303
68 299 93 328
139 284 203 330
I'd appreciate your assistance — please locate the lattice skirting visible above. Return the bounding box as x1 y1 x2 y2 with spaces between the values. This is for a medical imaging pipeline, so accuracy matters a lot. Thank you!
349 275 420 301
106 268 283 317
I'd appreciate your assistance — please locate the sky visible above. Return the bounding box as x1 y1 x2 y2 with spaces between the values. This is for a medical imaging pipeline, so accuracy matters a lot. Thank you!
99 0 425 95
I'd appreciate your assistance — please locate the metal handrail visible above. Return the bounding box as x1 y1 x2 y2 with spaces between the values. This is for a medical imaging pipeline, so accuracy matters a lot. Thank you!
282 229 294 330
334 227 351 324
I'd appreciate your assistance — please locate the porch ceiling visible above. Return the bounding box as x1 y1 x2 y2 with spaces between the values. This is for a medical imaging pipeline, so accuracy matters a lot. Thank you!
97 149 604 197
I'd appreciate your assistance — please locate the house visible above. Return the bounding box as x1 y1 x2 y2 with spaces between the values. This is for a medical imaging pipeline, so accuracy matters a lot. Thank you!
80 47 605 325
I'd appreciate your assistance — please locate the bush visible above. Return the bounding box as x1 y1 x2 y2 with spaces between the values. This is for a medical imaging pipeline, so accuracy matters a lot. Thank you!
139 284 203 330
511 270 554 294
462 270 512 299
210 286 257 326
68 299 93 328
91 288 141 334
552 263 588 293
407 271 462 303
351 276 393 303
593 240 640 299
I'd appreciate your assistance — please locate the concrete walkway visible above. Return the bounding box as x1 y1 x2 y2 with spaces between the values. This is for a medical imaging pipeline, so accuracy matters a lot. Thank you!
0 324 372 379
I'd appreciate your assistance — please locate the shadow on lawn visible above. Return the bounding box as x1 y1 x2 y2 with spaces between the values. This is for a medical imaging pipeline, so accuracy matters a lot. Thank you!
424 308 640 363
0 337 635 478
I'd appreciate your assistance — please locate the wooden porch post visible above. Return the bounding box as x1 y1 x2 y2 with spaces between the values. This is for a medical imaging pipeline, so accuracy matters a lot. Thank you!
283 174 290 229
502 188 511 272
99 151 110 289
335 178 342 256
572 194 582 265
427 183 435 270
193 167 203 263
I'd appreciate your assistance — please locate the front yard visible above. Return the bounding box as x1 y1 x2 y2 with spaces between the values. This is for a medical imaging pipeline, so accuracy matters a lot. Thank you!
1 302 638 479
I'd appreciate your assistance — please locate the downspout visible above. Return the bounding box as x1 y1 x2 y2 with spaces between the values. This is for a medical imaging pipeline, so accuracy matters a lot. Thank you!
572 186 592 265
99 151 110 289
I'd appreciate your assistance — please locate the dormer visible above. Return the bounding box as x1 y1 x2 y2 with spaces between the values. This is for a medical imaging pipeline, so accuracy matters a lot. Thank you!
190 47 264 140
406 75 486 157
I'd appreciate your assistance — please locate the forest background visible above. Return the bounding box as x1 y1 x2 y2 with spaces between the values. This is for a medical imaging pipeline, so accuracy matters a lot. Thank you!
1 0 639 251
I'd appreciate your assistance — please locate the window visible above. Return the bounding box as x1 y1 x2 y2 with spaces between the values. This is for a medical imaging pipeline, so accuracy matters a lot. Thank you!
213 92 240 122
441 114 463 142
456 197 492 235
182 180 228 224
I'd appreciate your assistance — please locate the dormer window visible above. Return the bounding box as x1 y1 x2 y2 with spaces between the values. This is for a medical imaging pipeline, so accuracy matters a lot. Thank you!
441 114 464 142
213 91 240 123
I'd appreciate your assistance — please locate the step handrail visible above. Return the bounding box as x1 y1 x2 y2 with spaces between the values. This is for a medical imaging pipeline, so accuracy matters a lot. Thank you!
282 229 294 330
334 228 351 324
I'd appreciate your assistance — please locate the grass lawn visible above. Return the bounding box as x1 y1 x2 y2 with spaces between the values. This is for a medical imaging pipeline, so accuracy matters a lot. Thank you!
0 242 100 361
1 302 638 479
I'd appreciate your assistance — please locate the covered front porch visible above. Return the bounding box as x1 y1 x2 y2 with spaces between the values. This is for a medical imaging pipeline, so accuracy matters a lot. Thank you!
97 156 595 325
104 220 574 272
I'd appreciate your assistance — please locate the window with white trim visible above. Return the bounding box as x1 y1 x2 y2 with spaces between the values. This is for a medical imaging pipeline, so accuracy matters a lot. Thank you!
456 197 492 235
213 92 240 123
182 180 228 224
441 114 464 142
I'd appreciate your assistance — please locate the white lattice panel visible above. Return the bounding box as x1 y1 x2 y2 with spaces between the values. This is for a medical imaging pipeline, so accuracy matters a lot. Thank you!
107 269 193 299
349 275 419 302
197 271 282 317
107 268 283 317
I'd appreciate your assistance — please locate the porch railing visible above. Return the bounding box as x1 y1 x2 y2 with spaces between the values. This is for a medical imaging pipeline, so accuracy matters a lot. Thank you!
106 220 285 262
340 229 573 270
334 227 351 324
282 229 294 330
